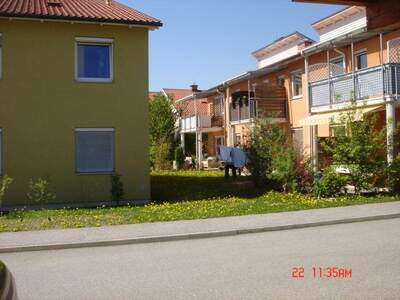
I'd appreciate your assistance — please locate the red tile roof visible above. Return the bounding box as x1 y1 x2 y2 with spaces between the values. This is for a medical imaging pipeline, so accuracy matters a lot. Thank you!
148 91 158 100
162 88 192 103
0 0 162 27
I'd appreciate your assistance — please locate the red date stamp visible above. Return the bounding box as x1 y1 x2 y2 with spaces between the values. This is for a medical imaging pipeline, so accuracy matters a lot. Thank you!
292 266 352 279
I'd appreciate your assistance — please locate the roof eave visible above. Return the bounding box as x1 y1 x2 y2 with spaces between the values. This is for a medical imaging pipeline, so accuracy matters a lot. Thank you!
0 13 163 28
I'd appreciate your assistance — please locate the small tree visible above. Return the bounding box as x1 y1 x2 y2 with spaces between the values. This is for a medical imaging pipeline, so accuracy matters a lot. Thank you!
27 177 56 205
0 175 13 212
149 93 178 169
110 174 124 204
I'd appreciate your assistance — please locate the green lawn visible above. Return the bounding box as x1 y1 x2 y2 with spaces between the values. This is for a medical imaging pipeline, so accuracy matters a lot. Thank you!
0 170 399 233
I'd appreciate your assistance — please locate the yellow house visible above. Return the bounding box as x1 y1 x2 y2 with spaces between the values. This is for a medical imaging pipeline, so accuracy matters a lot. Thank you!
0 0 162 207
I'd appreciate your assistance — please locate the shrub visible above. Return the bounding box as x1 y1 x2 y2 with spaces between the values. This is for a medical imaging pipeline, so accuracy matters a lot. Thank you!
110 174 124 204
247 118 298 192
27 177 56 205
313 167 348 198
270 145 297 192
246 119 273 187
320 106 387 193
294 157 314 193
0 175 13 210
174 146 185 170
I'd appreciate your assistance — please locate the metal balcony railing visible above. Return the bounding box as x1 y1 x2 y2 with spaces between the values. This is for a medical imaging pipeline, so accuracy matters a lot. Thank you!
230 100 257 122
309 63 400 108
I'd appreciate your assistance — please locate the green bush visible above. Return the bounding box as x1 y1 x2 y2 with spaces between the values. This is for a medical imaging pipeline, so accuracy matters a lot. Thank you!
110 174 124 204
247 118 299 192
174 146 185 170
320 106 387 193
313 167 348 198
0 175 13 210
27 177 56 205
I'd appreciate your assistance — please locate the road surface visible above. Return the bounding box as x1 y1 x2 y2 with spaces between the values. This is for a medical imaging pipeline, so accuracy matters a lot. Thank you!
1 218 400 300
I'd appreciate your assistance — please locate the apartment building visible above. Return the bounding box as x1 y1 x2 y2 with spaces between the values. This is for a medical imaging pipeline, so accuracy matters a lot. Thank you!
0 0 162 206
177 1 400 170
299 3 400 169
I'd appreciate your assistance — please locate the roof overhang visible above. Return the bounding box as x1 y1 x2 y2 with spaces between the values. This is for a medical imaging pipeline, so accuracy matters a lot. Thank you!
252 32 314 59
301 20 400 55
311 6 365 31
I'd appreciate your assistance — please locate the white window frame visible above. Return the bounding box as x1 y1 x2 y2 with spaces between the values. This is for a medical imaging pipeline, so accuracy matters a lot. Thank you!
75 37 114 83
75 128 115 174
291 69 303 99
354 49 368 71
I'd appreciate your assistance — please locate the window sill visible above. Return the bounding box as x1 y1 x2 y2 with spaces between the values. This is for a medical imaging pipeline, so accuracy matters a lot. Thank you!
291 95 303 100
75 77 113 83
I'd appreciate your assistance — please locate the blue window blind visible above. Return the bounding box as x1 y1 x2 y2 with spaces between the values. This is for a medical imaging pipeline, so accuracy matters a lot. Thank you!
76 130 114 173
77 44 111 79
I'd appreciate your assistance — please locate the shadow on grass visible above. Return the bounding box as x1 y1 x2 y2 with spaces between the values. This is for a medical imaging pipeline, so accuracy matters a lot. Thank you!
150 172 267 203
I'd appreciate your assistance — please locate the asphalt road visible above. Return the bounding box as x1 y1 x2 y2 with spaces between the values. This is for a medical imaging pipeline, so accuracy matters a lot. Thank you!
1 219 400 300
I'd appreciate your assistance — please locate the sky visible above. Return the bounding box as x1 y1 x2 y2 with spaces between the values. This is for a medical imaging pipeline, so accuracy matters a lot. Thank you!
119 0 345 92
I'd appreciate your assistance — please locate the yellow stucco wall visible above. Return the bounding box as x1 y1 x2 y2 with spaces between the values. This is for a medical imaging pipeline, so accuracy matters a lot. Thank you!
0 19 150 205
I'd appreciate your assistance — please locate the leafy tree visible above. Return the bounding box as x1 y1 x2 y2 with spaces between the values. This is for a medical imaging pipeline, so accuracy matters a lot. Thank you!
149 93 177 146
149 93 179 169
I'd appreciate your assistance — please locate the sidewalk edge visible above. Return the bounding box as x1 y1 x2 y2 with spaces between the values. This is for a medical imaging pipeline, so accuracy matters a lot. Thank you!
1 212 399 254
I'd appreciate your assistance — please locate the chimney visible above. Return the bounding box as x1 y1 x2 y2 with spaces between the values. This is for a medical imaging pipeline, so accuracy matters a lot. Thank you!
190 84 199 93
105 0 112 4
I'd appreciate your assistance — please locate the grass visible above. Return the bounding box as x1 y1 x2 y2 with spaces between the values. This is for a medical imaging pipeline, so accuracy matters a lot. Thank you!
0 170 399 233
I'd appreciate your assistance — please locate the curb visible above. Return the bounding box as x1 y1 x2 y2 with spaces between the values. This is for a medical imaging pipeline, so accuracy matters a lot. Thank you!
1 212 400 254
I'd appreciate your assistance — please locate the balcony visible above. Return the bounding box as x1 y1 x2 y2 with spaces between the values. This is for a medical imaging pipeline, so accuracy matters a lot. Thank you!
180 114 212 133
230 100 257 123
229 85 287 123
309 63 400 109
